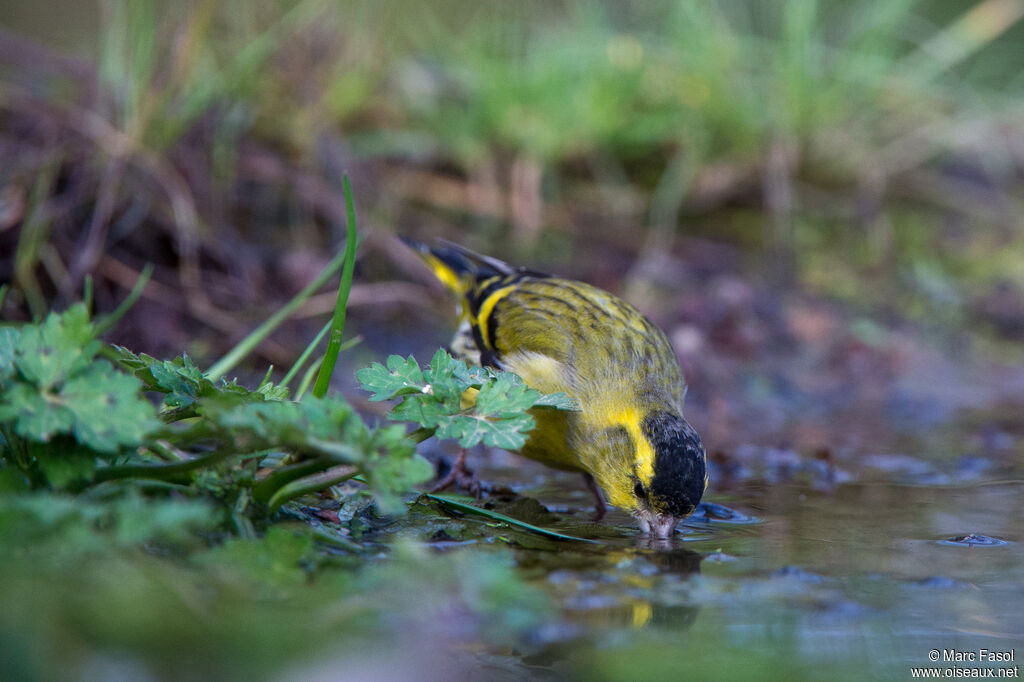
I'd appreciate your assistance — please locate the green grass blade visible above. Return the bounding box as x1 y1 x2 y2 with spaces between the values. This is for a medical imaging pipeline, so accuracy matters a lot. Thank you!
267 465 359 514
252 457 332 505
901 0 1024 84
425 493 600 544
312 174 359 398
281 320 331 389
95 264 153 337
83 275 94 311
295 360 321 401
282 324 361 391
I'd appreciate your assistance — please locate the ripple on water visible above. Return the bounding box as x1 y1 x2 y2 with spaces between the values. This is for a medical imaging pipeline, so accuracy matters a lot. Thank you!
674 528 716 542
687 501 762 525
910 576 974 589
771 565 825 583
936 533 1009 547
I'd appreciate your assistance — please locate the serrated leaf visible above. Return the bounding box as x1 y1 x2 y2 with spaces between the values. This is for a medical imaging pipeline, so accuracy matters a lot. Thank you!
257 382 290 401
422 351 467 403
150 355 207 397
427 347 454 378
357 349 578 454
116 350 278 411
532 392 579 410
474 374 538 416
479 413 536 450
143 354 225 410
60 363 158 453
110 345 145 369
387 396 448 428
356 355 428 401
0 383 75 442
14 304 100 389
435 413 535 450
452 361 491 386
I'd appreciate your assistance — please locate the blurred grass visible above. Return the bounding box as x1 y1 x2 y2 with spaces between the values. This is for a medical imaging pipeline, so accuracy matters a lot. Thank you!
1 0 1023 356
0 516 552 680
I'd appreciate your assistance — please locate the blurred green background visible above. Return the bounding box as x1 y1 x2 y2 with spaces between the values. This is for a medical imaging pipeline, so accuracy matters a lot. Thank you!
3 0 1024 345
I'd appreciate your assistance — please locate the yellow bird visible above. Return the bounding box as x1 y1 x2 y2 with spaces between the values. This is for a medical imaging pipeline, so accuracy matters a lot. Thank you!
403 237 707 539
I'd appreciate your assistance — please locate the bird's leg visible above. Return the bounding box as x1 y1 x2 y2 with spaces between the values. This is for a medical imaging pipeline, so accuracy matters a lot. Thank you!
582 472 607 521
431 448 482 498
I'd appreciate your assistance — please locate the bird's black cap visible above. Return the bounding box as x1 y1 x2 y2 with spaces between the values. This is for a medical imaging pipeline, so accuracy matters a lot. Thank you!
643 411 706 516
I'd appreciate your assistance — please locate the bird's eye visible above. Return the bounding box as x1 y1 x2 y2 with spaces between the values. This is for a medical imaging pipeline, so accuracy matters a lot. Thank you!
633 480 645 499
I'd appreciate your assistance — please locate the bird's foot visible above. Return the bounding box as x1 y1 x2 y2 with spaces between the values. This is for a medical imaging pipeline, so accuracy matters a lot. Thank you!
431 449 485 499
583 472 607 522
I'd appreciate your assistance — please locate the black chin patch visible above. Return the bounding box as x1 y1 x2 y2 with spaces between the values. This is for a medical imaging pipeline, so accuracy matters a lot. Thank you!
642 411 706 516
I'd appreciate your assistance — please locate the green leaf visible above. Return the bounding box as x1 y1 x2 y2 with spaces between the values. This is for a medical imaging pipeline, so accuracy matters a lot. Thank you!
300 396 362 442
426 347 455 381
451 359 491 386
357 349 578 451
435 413 535 450
115 349 282 412
0 492 217 550
0 383 75 443
201 396 302 441
150 354 209 407
388 395 448 428
200 394 364 456
474 373 538 415
13 304 100 389
421 350 467 405
116 349 209 402
355 355 426 401
60 363 158 453
363 450 433 514
257 381 290 401
533 391 579 410
0 326 19 386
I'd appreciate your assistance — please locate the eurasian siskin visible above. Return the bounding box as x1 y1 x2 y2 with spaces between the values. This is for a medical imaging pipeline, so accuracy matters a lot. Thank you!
404 237 707 539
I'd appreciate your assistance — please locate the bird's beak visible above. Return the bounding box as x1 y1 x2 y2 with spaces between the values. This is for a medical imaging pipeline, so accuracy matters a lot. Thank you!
636 510 680 539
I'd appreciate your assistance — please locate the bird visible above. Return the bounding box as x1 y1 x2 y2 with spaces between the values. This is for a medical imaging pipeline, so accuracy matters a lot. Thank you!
402 236 707 539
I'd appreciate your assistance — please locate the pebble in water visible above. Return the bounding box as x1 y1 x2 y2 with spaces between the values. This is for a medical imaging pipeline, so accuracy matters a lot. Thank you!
937 533 1008 547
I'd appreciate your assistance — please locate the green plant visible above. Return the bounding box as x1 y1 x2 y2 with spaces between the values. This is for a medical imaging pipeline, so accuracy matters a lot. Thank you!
0 308 583 548
0 304 159 489
0 302 426 515
0 165 585 551
357 348 577 451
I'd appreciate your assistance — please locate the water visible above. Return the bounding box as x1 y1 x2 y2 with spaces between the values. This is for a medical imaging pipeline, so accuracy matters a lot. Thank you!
445 452 1024 680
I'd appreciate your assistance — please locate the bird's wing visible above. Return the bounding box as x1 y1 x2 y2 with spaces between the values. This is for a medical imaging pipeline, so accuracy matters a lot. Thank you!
486 278 687 411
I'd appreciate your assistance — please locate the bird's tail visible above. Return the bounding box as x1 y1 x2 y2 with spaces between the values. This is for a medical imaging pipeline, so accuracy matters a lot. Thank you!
400 236 517 297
